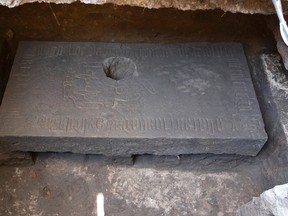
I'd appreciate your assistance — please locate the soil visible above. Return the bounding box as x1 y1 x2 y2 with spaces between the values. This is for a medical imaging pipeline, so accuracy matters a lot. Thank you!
0 4 287 216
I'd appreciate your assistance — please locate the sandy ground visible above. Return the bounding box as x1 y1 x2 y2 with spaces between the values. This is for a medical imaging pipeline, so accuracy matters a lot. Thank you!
0 153 262 216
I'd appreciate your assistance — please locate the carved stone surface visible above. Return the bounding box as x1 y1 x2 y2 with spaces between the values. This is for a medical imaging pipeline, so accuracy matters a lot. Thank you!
0 42 267 156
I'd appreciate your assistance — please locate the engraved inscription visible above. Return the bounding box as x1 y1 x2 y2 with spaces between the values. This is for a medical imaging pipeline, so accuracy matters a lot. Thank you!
232 114 262 132
35 45 236 58
176 45 236 57
30 116 223 135
228 59 255 112
1 51 34 129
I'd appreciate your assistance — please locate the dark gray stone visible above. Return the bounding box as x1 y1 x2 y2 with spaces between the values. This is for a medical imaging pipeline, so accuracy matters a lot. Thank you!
236 183 288 216
255 54 288 185
0 42 267 156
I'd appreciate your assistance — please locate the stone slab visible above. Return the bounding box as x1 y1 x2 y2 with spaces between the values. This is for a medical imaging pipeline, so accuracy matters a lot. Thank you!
0 42 267 156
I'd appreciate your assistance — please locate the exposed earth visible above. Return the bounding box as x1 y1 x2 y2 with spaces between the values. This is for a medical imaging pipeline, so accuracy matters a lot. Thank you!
1 3 288 216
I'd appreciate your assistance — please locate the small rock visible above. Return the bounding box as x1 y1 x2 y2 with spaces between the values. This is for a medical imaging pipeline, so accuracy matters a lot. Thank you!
236 183 288 216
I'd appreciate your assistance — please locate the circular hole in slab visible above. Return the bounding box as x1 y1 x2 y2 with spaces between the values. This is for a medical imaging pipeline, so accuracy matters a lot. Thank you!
102 57 138 80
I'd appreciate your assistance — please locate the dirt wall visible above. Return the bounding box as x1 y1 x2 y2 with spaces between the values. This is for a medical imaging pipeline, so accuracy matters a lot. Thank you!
0 0 287 14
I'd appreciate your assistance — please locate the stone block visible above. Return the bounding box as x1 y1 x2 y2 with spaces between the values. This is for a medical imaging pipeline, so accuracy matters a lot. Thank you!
0 42 267 156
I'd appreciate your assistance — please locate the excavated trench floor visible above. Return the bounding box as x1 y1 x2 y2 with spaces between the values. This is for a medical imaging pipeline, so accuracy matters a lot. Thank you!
1 3 288 216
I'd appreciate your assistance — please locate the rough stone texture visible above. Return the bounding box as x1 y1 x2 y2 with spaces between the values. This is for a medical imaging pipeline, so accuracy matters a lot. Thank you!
268 19 288 72
260 54 288 150
0 42 267 156
236 183 288 216
0 0 287 15
253 53 288 187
